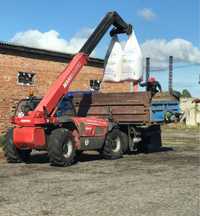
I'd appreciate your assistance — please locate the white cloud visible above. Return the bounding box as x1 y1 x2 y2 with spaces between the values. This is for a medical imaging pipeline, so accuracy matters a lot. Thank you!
138 8 156 21
10 29 200 70
10 28 94 54
141 38 200 69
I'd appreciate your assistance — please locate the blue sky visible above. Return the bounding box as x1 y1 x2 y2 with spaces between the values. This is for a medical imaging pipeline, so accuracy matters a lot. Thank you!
0 0 199 96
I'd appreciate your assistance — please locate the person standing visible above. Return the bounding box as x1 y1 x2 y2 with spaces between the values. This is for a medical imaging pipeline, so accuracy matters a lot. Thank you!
139 77 162 96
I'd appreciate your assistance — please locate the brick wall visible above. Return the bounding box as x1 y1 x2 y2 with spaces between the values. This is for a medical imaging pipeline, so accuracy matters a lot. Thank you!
0 53 131 134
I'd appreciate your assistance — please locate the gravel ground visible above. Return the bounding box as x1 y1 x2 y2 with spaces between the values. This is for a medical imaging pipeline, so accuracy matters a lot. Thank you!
0 128 199 216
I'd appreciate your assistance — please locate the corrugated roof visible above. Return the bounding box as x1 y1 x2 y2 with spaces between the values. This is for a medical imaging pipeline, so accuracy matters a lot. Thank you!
0 41 104 68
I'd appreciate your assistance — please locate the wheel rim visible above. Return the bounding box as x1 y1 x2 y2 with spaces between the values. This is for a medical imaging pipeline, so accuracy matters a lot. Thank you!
63 139 73 159
111 137 121 153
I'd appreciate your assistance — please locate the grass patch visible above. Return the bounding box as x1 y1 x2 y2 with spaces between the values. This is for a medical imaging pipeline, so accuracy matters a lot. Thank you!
162 123 200 131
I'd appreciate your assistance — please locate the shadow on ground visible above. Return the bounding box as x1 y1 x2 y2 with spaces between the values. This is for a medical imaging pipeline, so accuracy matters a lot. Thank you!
28 146 173 164
29 152 49 164
159 146 174 152
29 151 103 164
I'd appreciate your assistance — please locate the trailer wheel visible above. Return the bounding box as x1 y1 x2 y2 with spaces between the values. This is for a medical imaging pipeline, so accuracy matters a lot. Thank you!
141 125 162 153
48 128 76 167
4 128 22 163
102 129 123 160
121 131 129 153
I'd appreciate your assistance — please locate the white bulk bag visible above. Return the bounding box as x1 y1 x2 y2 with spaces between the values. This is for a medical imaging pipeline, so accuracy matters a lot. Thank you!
103 35 123 82
121 31 143 81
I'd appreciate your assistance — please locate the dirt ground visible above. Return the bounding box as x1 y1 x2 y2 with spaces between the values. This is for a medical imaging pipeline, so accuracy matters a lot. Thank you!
0 127 199 216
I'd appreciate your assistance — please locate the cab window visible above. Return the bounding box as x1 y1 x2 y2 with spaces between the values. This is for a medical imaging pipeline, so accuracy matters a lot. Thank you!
56 97 75 117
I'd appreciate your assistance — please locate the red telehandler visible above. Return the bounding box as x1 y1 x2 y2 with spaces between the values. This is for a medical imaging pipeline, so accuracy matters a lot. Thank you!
5 12 133 166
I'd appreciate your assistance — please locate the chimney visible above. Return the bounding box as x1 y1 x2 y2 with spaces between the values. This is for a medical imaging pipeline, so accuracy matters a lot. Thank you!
169 56 173 94
146 57 150 91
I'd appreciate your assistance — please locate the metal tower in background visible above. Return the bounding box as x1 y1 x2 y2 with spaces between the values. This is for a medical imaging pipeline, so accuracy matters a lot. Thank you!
169 56 173 94
146 57 150 91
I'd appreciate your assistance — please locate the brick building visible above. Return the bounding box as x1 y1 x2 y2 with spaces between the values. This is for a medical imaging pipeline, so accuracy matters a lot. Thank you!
0 42 130 134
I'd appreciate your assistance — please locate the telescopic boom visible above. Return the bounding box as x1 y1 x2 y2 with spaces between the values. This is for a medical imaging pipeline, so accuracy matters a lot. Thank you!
31 11 132 119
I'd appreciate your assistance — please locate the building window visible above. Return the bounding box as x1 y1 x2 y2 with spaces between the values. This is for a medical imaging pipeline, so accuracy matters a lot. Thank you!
17 72 35 85
90 80 101 91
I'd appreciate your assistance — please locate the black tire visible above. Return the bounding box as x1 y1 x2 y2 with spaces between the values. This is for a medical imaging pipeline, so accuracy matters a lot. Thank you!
102 128 123 160
48 128 76 167
121 131 129 153
19 149 32 162
4 128 22 163
76 150 83 157
141 126 162 153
